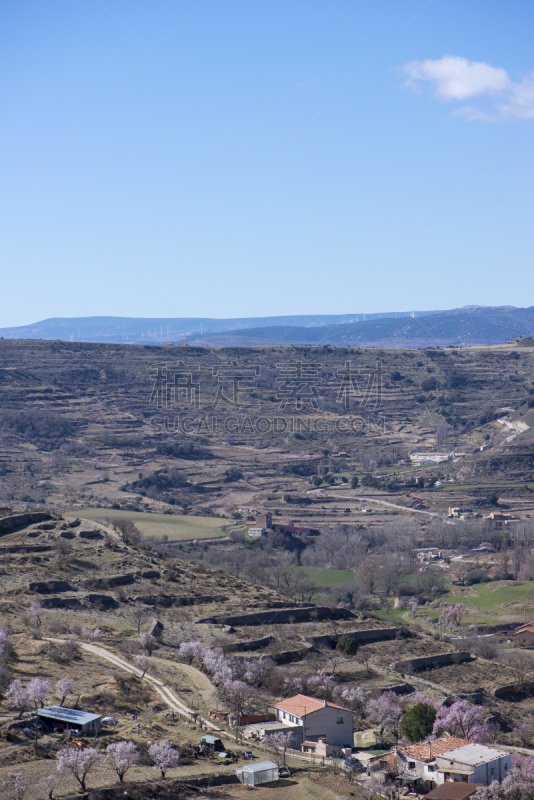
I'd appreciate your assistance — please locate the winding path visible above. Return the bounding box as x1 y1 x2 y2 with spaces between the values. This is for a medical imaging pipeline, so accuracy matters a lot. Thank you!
307 487 442 518
44 638 221 731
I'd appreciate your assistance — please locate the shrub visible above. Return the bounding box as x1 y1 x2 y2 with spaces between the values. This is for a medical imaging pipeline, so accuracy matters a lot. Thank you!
421 377 438 392
336 636 359 656
401 702 437 742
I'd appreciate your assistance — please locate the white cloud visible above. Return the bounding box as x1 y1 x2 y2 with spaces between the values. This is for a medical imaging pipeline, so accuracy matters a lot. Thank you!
401 55 534 120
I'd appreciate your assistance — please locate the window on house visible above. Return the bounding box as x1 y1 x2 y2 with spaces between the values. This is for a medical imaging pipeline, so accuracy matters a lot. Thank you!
409 762 416 769
336 716 344 724
428 766 434 772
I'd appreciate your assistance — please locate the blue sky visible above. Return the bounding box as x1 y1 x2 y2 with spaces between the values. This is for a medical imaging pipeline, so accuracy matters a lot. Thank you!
1 0 534 326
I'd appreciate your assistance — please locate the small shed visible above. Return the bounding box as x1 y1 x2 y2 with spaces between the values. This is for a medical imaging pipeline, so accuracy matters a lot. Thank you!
200 735 224 751
236 760 279 786
36 706 102 734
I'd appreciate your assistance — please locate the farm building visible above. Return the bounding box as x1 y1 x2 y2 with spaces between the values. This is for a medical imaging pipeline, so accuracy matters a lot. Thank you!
301 736 340 758
514 621 534 646
435 743 511 785
35 706 102 734
274 524 318 536
397 737 470 793
247 527 266 538
274 694 353 747
236 760 279 786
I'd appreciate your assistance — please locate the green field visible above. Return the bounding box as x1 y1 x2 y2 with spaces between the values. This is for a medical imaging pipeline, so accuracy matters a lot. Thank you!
297 566 355 587
446 580 534 617
69 508 227 541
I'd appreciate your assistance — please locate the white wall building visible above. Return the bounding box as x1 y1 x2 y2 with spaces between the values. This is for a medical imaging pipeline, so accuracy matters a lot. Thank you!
274 694 353 748
248 527 266 538
435 744 511 785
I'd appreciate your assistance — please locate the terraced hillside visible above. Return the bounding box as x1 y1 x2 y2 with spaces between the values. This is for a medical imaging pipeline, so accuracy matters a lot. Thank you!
0 338 533 516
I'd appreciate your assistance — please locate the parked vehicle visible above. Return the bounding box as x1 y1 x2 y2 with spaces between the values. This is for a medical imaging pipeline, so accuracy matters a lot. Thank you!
343 757 363 772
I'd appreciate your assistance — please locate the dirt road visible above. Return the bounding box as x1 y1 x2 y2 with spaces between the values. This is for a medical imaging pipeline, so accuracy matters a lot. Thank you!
44 638 221 731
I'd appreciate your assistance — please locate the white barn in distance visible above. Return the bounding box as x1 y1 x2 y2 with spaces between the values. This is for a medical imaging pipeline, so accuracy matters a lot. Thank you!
248 527 266 538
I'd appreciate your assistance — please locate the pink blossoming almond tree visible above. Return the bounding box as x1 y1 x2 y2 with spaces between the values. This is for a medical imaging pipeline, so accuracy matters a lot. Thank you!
148 740 180 778
134 654 149 678
55 678 74 707
56 747 103 792
433 700 489 742
105 741 140 782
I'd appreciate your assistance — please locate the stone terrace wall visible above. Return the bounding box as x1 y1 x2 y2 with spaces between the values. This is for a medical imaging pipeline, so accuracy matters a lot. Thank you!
391 650 472 673
195 605 353 626
0 512 53 535
306 627 399 648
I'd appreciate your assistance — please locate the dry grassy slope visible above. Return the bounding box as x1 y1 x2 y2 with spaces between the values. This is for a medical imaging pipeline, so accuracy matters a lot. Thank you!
0 515 277 619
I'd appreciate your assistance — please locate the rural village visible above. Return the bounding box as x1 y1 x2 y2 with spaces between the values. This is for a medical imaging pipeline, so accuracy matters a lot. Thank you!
1 337 534 800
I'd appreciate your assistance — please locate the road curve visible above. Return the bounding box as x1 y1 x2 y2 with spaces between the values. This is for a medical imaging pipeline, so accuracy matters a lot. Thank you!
44 638 221 731
306 488 441 517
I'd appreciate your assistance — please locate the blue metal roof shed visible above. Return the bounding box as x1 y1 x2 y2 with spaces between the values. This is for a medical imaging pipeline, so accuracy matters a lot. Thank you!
36 706 102 733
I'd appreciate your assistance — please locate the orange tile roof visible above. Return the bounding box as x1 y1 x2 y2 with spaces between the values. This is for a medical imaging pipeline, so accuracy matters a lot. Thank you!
514 622 534 634
274 694 350 716
379 752 397 772
399 737 469 763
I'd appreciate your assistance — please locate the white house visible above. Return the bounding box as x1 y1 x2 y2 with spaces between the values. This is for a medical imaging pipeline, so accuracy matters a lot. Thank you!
273 694 353 748
435 744 511 785
397 737 470 793
397 739 511 793
248 527 266 538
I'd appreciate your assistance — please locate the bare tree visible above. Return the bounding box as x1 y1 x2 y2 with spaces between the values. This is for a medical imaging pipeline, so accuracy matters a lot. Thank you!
357 560 379 595
129 606 150 634
380 555 403 596
218 680 259 741
502 650 534 692
111 519 142 547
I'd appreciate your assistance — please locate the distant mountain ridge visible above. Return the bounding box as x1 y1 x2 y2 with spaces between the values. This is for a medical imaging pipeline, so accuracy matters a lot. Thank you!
0 306 530 348
0 309 444 343
186 306 534 348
